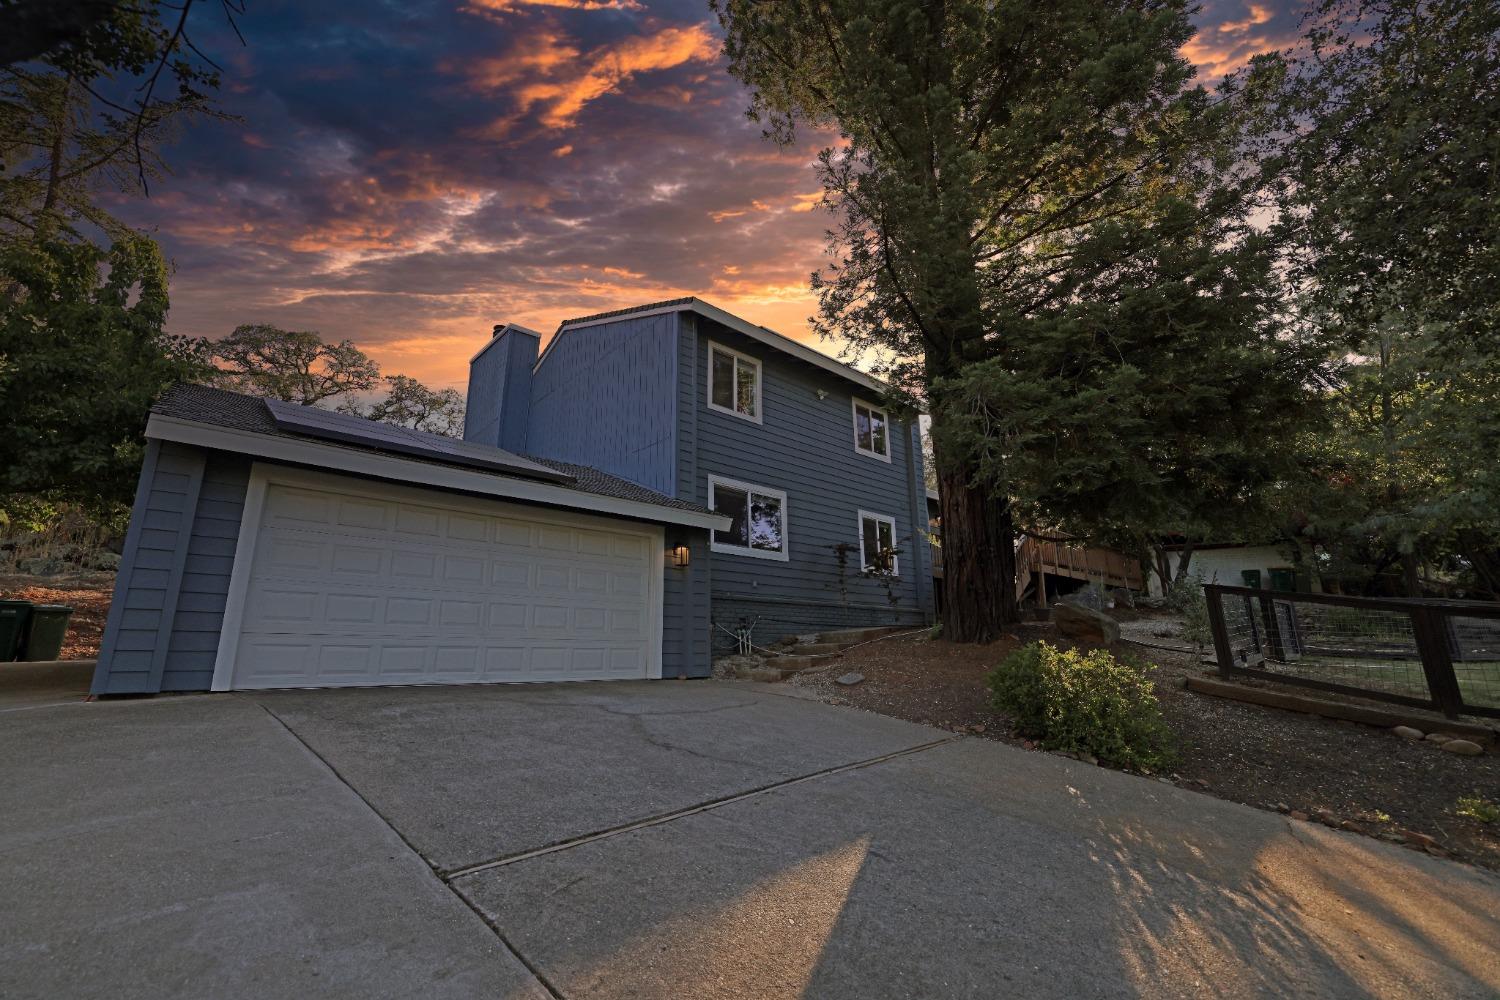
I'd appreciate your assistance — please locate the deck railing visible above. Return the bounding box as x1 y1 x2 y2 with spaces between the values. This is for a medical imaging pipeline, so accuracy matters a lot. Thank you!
1204 584 1500 720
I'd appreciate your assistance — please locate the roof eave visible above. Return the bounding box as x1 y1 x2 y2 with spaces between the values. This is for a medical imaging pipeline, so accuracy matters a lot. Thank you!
145 413 729 531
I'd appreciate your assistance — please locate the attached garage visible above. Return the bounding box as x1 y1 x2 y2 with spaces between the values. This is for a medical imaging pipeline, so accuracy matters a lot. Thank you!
220 470 664 689
92 386 722 696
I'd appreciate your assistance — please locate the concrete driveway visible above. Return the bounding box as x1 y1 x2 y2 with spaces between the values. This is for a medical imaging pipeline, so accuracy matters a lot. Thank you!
2 681 1497 999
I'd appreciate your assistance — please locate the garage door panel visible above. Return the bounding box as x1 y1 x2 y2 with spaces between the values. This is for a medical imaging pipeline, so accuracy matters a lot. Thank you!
228 476 660 689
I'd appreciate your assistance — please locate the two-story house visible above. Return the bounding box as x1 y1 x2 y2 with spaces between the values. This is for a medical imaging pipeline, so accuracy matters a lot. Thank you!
464 298 935 653
87 298 933 697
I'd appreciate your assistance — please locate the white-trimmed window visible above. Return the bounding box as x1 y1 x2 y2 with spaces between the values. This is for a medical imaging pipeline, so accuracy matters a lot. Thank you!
857 510 898 576
852 399 890 460
708 476 788 560
708 341 762 422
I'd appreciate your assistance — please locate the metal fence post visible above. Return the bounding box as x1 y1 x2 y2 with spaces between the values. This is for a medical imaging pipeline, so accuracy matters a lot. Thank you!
1205 585 1235 675
1410 607 1465 719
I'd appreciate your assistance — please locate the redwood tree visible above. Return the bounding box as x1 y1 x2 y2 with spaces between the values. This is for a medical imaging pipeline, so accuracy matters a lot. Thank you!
712 0 1294 639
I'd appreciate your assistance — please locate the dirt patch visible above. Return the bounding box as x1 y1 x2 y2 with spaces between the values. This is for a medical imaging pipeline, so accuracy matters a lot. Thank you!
0 574 114 660
790 620 1500 873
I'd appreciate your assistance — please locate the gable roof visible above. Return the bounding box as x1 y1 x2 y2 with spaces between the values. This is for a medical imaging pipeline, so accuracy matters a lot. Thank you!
148 384 722 529
538 297 889 397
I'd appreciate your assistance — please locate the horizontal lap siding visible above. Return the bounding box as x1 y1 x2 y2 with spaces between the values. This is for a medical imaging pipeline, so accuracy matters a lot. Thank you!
682 320 933 650
160 454 250 690
528 314 679 496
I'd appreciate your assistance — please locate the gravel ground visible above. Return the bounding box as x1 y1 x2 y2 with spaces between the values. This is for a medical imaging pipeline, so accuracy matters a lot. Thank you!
789 618 1500 873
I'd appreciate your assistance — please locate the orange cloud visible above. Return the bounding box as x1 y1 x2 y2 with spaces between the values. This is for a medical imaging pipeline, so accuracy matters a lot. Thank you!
789 191 823 212
464 0 641 16
552 144 573 157
472 24 719 135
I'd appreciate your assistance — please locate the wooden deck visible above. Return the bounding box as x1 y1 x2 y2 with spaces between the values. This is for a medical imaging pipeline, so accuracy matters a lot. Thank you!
929 533 1145 602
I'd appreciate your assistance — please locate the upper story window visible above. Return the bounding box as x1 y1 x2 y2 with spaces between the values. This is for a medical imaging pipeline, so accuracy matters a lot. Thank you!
858 510 899 576
852 399 891 461
709 475 788 561
708 341 761 423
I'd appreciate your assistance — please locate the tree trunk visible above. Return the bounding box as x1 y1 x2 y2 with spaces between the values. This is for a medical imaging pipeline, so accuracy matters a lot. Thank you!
1170 540 1197 588
935 455 1018 641
1400 551 1422 598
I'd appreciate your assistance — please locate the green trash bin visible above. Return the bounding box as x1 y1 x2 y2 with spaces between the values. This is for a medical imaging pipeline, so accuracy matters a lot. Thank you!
1268 567 1297 592
0 599 32 661
21 604 72 661
1240 569 1262 589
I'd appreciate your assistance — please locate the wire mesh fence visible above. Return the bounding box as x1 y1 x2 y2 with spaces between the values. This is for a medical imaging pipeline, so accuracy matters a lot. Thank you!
1205 585 1500 719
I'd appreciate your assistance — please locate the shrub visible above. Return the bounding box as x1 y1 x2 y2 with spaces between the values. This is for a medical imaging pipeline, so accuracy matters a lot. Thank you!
988 641 1175 769
1456 794 1499 824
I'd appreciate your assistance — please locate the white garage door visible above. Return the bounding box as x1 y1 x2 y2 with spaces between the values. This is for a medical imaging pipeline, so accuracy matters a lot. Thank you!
217 469 663 689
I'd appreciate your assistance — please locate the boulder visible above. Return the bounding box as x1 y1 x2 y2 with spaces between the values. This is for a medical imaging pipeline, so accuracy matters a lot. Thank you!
1053 602 1121 644
835 672 865 687
1440 739 1484 756
1391 725 1425 740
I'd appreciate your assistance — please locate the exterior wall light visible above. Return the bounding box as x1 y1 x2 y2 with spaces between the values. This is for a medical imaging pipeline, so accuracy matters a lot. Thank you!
670 544 691 568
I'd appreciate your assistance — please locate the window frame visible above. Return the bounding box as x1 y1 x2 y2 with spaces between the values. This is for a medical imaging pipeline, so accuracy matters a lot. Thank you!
851 398 892 462
708 474 790 561
706 340 763 424
857 509 899 577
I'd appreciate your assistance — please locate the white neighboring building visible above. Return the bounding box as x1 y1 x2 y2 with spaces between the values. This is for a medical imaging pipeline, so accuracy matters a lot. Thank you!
1149 543 1305 597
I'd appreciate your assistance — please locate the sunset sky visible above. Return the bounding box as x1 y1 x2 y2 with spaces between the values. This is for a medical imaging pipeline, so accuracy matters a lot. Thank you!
117 0 1305 391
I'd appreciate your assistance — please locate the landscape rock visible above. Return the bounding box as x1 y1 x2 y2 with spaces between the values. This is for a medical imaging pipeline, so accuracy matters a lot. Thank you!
1289 810 1310 822
1052 602 1121 644
1313 808 1339 827
711 654 766 680
835 672 865 687
1391 725 1424 740
1339 819 1367 834
1425 732 1457 743
1078 752 1099 766
1440 739 1483 756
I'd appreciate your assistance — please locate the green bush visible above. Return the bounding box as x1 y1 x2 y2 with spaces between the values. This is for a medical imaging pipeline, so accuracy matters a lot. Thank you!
988 641 1174 769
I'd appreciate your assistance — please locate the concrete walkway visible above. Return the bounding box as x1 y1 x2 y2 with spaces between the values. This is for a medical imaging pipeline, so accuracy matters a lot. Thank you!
2 681 1497 999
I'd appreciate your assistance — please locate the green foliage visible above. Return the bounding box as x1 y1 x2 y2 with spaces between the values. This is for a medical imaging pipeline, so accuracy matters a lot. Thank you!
1168 574 1211 652
342 374 465 437
1272 0 1500 595
0 233 208 505
988 641 1174 769
209 324 381 406
712 1 1324 637
1455 795 1499 825
1 2 233 242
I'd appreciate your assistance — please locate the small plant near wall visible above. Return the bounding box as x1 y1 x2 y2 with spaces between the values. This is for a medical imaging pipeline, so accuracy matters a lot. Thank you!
1169 572 1211 656
1456 794 1499 824
988 641 1175 769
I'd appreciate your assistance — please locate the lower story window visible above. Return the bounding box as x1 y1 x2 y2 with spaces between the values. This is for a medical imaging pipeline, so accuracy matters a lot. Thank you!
858 511 898 575
709 476 789 560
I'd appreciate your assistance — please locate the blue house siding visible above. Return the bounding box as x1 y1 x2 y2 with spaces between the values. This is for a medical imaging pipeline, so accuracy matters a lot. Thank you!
464 328 538 453
678 318 933 650
95 441 709 690
92 444 251 694
526 313 679 496
660 530 711 678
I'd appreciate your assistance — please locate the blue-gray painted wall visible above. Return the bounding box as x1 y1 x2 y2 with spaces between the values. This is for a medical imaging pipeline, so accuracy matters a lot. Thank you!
523 313 679 496
464 328 538 453
677 314 932 648
93 443 710 691
92 443 250 694
464 309 934 650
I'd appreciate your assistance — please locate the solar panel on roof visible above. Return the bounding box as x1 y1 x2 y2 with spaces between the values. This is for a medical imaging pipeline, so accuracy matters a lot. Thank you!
264 399 574 484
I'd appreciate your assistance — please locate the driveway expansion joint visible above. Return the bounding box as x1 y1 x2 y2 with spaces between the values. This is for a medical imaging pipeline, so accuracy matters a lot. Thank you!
442 734 964 881
255 701 563 998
